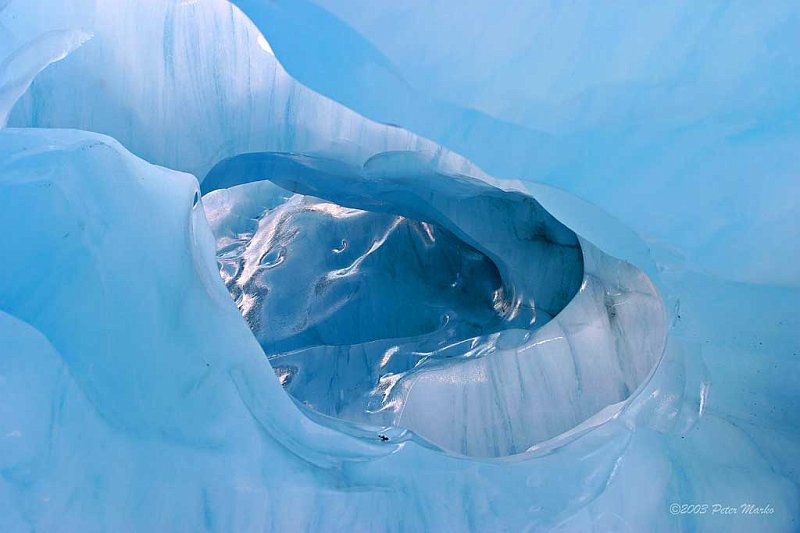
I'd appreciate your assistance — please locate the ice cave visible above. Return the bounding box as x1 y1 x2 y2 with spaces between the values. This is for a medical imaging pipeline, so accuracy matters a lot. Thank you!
0 0 798 531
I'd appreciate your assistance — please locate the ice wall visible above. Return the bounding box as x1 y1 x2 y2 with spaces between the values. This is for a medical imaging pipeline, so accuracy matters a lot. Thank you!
0 0 797 530
2 128 795 531
246 0 800 286
0 128 395 530
203 152 665 456
2 0 478 180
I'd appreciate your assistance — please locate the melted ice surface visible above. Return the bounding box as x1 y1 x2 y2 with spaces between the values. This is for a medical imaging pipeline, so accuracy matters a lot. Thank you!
204 153 665 457
218 194 510 351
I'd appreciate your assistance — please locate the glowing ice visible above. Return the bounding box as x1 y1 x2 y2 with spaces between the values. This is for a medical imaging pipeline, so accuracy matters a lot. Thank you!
0 0 797 530
203 152 665 457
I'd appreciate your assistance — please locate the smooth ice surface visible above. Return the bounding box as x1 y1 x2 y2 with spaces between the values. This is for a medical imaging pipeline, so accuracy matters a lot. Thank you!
1 123 799 529
243 0 800 286
0 29 90 126
204 153 665 456
0 0 798 531
2 0 479 180
1 128 797 531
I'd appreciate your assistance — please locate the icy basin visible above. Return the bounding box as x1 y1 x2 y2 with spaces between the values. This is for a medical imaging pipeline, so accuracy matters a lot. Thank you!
203 151 667 457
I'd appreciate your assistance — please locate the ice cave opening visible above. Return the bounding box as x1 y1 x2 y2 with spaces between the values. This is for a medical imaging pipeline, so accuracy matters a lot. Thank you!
202 151 665 457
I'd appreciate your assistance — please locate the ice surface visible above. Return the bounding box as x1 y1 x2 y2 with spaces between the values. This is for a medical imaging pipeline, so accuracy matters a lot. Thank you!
0 0 798 531
1 128 796 531
0 29 90 126
2 0 478 181
0 128 393 530
252 0 800 286
204 152 665 456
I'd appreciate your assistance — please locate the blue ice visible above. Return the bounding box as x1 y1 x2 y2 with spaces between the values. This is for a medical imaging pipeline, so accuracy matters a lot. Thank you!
0 0 798 531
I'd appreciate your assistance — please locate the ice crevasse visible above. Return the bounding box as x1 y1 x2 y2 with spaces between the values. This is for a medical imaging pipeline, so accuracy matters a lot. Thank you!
0 0 798 532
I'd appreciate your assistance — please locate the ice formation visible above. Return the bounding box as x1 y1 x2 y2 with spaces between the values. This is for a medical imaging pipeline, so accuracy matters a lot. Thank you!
239 0 800 286
0 0 798 531
203 152 665 457
3 0 477 180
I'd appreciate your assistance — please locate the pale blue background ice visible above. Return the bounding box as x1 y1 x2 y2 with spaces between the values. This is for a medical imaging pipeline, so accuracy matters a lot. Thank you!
235 0 800 286
0 0 798 531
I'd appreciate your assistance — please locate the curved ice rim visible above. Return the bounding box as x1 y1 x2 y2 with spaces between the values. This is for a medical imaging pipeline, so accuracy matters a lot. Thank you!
293 270 668 464
287 242 668 462
203 150 668 459
290 298 667 465
204 151 585 324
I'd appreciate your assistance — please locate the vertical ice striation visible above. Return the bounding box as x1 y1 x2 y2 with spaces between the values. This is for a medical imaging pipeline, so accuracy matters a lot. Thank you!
252 0 800 286
0 30 90 126
2 0 479 181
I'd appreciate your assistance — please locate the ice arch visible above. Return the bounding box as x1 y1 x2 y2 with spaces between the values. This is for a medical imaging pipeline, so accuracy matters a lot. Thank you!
203 151 666 456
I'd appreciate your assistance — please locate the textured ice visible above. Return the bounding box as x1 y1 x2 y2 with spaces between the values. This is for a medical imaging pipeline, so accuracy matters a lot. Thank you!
203 152 665 457
244 0 800 286
2 127 796 531
0 0 798 531
3 0 477 180
0 29 90 126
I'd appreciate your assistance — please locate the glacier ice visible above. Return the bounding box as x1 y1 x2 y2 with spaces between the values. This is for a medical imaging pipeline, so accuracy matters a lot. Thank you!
0 128 395 530
2 0 478 181
0 0 798 531
1 127 796 531
247 0 800 286
0 29 91 127
203 152 665 457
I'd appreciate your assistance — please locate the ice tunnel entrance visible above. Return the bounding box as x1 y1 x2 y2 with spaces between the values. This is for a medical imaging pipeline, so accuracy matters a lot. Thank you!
202 152 665 457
